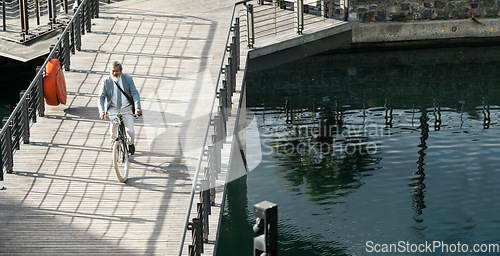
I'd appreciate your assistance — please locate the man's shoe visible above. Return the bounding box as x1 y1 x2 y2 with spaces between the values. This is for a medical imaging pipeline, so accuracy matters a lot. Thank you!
129 144 135 155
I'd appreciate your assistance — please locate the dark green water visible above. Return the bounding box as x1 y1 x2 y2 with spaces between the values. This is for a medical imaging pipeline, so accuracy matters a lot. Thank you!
217 46 500 255
0 56 46 120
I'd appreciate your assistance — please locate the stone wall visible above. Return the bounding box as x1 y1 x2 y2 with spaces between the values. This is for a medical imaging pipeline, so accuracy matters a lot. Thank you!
349 0 500 22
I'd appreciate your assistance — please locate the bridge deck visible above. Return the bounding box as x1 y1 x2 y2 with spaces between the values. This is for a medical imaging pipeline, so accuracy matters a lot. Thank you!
0 0 353 255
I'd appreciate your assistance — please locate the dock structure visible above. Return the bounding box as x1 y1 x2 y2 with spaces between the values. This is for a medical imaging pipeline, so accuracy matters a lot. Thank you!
0 0 356 255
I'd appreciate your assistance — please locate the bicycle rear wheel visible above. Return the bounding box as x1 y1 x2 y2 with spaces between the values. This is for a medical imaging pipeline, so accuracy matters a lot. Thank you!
113 140 129 182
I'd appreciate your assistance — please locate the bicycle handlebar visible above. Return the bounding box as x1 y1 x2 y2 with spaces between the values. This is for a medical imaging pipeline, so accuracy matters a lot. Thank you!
105 113 141 119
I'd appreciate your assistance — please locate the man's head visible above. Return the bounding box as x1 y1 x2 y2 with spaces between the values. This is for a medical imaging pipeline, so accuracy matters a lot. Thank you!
110 61 122 80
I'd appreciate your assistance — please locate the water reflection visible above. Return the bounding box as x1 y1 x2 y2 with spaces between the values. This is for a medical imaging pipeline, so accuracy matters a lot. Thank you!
219 46 500 256
482 97 490 129
410 109 428 220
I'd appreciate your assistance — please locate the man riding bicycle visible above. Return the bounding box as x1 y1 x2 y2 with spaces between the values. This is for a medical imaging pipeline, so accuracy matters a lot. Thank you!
98 61 142 155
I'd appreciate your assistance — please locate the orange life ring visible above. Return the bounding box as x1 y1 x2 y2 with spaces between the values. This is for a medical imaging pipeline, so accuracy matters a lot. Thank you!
43 59 67 106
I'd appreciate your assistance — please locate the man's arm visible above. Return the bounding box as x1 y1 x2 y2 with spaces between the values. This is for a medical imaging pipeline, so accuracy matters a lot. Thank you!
124 74 142 115
98 78 107 119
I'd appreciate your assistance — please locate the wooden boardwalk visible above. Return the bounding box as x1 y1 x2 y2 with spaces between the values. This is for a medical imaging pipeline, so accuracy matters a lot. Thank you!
0 0 354 255
0 0 242 255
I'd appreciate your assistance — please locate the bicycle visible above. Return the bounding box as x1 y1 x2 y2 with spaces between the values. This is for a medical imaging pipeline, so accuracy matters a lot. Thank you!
107 113 137 182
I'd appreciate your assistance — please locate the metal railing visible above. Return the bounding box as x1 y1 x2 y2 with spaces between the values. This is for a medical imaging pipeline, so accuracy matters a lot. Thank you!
1 0 79 41
0 0 98 181
178 1 248 255
178 1 352 255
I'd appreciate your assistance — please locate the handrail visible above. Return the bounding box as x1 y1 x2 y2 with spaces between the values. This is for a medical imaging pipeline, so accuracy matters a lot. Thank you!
0 0 98 178
178 1 250 255
0 0 89 135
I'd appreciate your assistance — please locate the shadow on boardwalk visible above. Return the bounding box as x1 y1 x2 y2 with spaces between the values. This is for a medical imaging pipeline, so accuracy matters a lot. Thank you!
0 1 224 254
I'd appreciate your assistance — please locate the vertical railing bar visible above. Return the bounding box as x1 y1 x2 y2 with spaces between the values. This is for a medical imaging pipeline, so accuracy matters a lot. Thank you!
297 0 304 34
246 4 254 48
70 23 75 54
85 0 91 32
36 66 45 117
35 0 40 25
2 117 13 173
64 0 69 14
19 91 29 144
63 31 71 70
234 18 240 70
2 0 6 31
94 0 99 18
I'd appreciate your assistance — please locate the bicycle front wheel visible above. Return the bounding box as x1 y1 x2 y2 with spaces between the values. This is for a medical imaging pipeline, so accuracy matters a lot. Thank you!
113 140 129 182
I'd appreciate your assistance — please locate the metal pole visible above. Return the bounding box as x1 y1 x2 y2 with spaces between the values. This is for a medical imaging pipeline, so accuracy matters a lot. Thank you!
64 0 68 14
297 0 304 35
2 0 5 31
321 0 325 20
75 11 82 49
246 4 254 48
85 0 91 32
48 0 56 24
34 0 40 25
340 0 349 21
19 91 30 144
234 18 240 69
63 31 70 70
36 66 45 117
2 117 13 173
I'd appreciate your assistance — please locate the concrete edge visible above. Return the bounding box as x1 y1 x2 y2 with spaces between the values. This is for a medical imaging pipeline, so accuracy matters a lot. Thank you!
248 20 359 59
353 18 500 44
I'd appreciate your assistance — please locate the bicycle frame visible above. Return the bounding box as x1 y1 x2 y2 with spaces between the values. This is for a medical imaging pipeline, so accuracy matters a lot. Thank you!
114 114 129 151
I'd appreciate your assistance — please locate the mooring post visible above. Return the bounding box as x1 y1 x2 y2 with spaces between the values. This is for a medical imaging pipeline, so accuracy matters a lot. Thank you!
253 201 278 256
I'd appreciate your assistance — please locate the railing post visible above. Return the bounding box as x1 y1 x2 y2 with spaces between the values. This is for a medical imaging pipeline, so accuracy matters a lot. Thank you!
212 131 222 173
225 64 232 97
2 117 13 173
94 0 99 18
188 217 202 256
200 179 210 242
36 66 45 117
230 40 237 73
340 0 349 21
219 88 228 120
64 0 68 14
63 31 71 71
19 91 30 144
320 0 325 19
297 0 304 35
85 0 92 32
48 0 56 24
234 18 240 70
19 0 29 36
2 0 6 31
35 0 40 25
246 4 254 48
70 23 75 54
75 12 82 50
